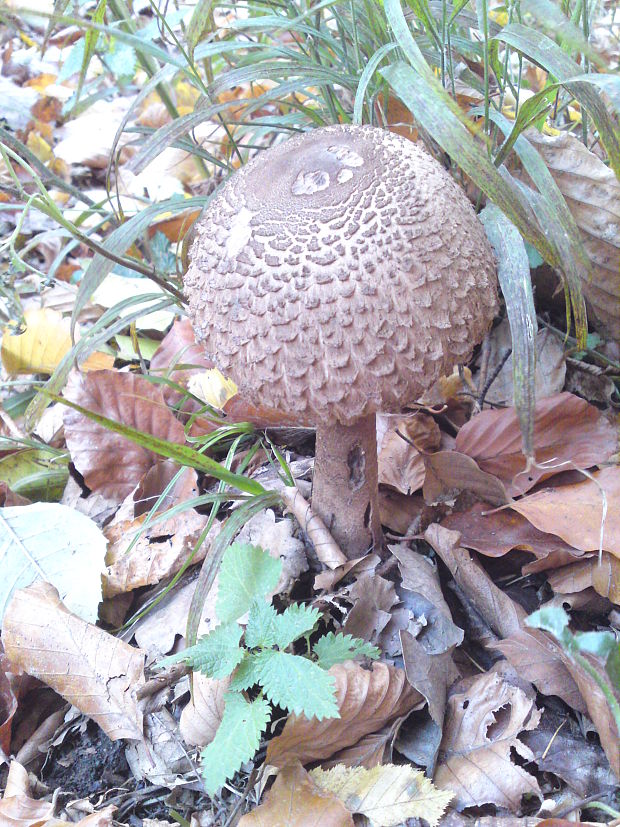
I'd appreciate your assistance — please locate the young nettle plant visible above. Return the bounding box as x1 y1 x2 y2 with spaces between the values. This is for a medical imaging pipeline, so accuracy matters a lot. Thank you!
160 542 379 794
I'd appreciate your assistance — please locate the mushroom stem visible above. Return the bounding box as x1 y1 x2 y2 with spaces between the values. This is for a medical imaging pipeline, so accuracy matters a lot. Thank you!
312 414 383 559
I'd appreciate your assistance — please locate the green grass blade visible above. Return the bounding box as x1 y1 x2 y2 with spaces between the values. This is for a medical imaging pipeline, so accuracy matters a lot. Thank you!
353 43 398 123
480 205 537 460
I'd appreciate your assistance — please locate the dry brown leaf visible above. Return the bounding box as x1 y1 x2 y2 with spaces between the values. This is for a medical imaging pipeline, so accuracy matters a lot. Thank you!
125 708 192 785
342 574 398 643
441 502 585 572
180 674 230 748
510 466 620 556
103 503 218 599
455 393 617 496
377 413 441 495
425 524 586 711
482 319 566 406
547 558 596 595
423 450 508 506
520 708 617 797
63 370 186 502
591 552 620 604
320 723 396 770
0 760 55 825
525 130 620 342
3 581 144 740
435 671 542 811
238 763 354 827
266 661 423 768
281 486 347 571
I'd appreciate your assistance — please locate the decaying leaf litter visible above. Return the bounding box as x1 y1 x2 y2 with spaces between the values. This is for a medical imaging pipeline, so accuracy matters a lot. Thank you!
0 0 619 825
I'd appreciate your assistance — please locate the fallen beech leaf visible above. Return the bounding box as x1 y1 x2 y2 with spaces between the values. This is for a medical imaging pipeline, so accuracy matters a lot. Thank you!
3 581 144 741
126 708 192 785
238 763 354 827
456 393 617 496
342 574 398 643
63 370 186 502
547 559 596 596
0 503 106 624
180 674 230 747
0 760 54 824
435 671 542 811
526 131 620 342
511 466 620 556
520 708 617 797
311 763 452 827
103 505 218 599
266 661 422 768
425 524 585 711
423 450 508 506
377 413 441 495
0 656 17 755
482 319 566 406
591 552 620 604
441 502 585 572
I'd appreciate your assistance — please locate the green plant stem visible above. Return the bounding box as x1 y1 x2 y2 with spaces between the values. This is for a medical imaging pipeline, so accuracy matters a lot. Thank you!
573 650 620 735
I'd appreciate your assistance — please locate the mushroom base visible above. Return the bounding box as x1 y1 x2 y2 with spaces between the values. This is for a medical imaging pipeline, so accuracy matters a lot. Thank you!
312 414 383 559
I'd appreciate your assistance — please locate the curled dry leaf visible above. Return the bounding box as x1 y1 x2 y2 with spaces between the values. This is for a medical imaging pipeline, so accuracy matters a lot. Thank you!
180 674 231 748
455 392 617 496
281 486 347 570
63 370 186 502
3 581 145 741
342 574 398 644
377 412 441 495
435 671 542 811
510 465 620 556
0 760 54 824
266 660 423 768
526 130 620 342
422 450 508 506
238 763 354 827
441 502 585 573
125 708 192 786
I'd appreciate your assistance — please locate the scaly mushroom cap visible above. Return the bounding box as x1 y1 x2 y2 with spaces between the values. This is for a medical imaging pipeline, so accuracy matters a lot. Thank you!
185 125 498 426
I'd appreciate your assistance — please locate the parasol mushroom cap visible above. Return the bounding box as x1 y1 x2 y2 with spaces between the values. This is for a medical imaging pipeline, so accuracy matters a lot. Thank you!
184 124 498 426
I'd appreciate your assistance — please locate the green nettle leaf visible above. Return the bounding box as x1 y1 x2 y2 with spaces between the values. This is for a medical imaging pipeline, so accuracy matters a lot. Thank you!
229 652 264 692
314 632 381 669
159 622 243 678
201 692 270 795
574 631 617 659
245 599 279 649
272 604 321 649
217 543 282 623
253 650 340 720
526 606 570 641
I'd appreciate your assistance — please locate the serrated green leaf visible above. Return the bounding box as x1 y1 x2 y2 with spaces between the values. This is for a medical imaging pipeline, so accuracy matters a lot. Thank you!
229 652 263 691
159 622 243 679
314 632 381 669
526 606 570 641
245 599 279 649
273 604 321 649
479 204 536 460
201 692 270 795
574 631 617 659
217 543 282 623
253 650 339 720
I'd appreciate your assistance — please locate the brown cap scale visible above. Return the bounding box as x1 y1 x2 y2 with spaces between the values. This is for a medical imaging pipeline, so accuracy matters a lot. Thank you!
184 124 498 557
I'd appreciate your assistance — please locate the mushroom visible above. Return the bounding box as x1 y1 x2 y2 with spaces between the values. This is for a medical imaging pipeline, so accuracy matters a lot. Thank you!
184 125 498 558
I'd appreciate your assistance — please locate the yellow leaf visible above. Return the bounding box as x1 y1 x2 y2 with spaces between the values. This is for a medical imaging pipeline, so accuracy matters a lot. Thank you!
188 368 238 410
2 308 71 375
26 132 53 163
310 764 453 827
